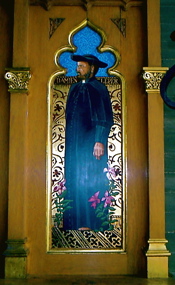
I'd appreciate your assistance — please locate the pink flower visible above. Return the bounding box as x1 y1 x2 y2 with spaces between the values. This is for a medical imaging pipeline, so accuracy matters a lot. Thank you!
88 191 100 209
53 180 66 195
104 164 121 180
101 191 114 208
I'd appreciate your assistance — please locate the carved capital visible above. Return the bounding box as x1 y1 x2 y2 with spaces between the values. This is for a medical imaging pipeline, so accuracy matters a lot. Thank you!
142 67 169 93
4 68 31 93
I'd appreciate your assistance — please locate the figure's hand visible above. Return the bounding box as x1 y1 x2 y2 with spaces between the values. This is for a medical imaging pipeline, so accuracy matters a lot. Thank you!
93 142 104 160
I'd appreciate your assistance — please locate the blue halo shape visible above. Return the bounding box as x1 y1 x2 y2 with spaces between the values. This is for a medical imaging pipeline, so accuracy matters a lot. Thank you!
160 64 175 109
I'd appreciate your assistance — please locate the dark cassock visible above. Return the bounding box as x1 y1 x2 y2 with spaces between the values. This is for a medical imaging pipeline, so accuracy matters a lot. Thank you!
63 76 114 231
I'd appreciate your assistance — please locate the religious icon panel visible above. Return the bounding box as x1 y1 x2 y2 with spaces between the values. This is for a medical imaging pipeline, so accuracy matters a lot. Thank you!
50 75 126 250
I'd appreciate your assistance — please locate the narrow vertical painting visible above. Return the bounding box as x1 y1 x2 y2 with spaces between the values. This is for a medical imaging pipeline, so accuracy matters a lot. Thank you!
47 20 126 251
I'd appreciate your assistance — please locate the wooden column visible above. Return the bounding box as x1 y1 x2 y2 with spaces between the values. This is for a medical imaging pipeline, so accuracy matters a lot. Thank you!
143 0 171 278
4 0 30 278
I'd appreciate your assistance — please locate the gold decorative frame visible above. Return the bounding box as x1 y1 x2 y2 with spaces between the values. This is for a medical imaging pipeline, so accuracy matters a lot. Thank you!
46 19 127 253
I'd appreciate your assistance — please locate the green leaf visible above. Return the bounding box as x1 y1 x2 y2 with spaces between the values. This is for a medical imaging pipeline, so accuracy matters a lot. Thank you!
58 208 64 212
95 207 101 213
109 207 116 211
101 216 107 221
62 200 72 206
62 199 73 204
102 207 108 214
95 203 103 213
64 206 73 210
109 219 118 224
107 225 114 231
59 190 67 199
101 221 109 226
97 212 103 218
112 192 119 196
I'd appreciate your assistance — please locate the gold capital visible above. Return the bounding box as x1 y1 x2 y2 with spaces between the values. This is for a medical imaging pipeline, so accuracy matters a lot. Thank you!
4 67 31 93
142 67 169 92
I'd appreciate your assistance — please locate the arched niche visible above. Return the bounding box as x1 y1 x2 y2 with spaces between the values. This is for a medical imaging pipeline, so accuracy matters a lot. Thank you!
46 19 126 252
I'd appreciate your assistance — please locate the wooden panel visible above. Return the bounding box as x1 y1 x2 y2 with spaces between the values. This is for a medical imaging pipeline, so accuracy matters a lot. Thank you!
25 4 148 276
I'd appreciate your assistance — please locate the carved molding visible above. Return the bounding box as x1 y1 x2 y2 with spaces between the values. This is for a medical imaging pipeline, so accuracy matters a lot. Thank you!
146 239 171 278
146 239 171 257
4 239 28 257
29 0 143 11
142 67 169 93
4 68 31 93
4 239 28 278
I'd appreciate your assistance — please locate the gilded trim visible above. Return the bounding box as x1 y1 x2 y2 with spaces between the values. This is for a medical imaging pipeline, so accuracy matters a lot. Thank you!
4 68 31 93
142 67 169 93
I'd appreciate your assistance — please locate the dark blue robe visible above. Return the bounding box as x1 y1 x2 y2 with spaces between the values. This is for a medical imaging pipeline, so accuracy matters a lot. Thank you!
63 77 114 230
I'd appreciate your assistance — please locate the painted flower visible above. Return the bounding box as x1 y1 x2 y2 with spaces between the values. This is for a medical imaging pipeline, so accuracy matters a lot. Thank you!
104 164 121 180
101 191 114 208
53 180 66 195
53 169 60 177
54 103 62 112
113 102 121 112
88 191 101 209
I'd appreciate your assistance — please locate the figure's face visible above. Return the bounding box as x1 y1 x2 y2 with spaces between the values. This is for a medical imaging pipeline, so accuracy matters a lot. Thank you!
76 61 94 80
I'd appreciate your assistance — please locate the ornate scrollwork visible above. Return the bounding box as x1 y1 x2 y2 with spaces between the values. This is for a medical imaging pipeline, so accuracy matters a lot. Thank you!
111 18 126 37
4 68 31 93
52 223 122 249
142 68 169 92
49 18 65 38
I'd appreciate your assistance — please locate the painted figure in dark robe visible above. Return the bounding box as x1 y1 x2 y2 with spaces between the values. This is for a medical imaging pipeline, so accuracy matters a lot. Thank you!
63 54 114 231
